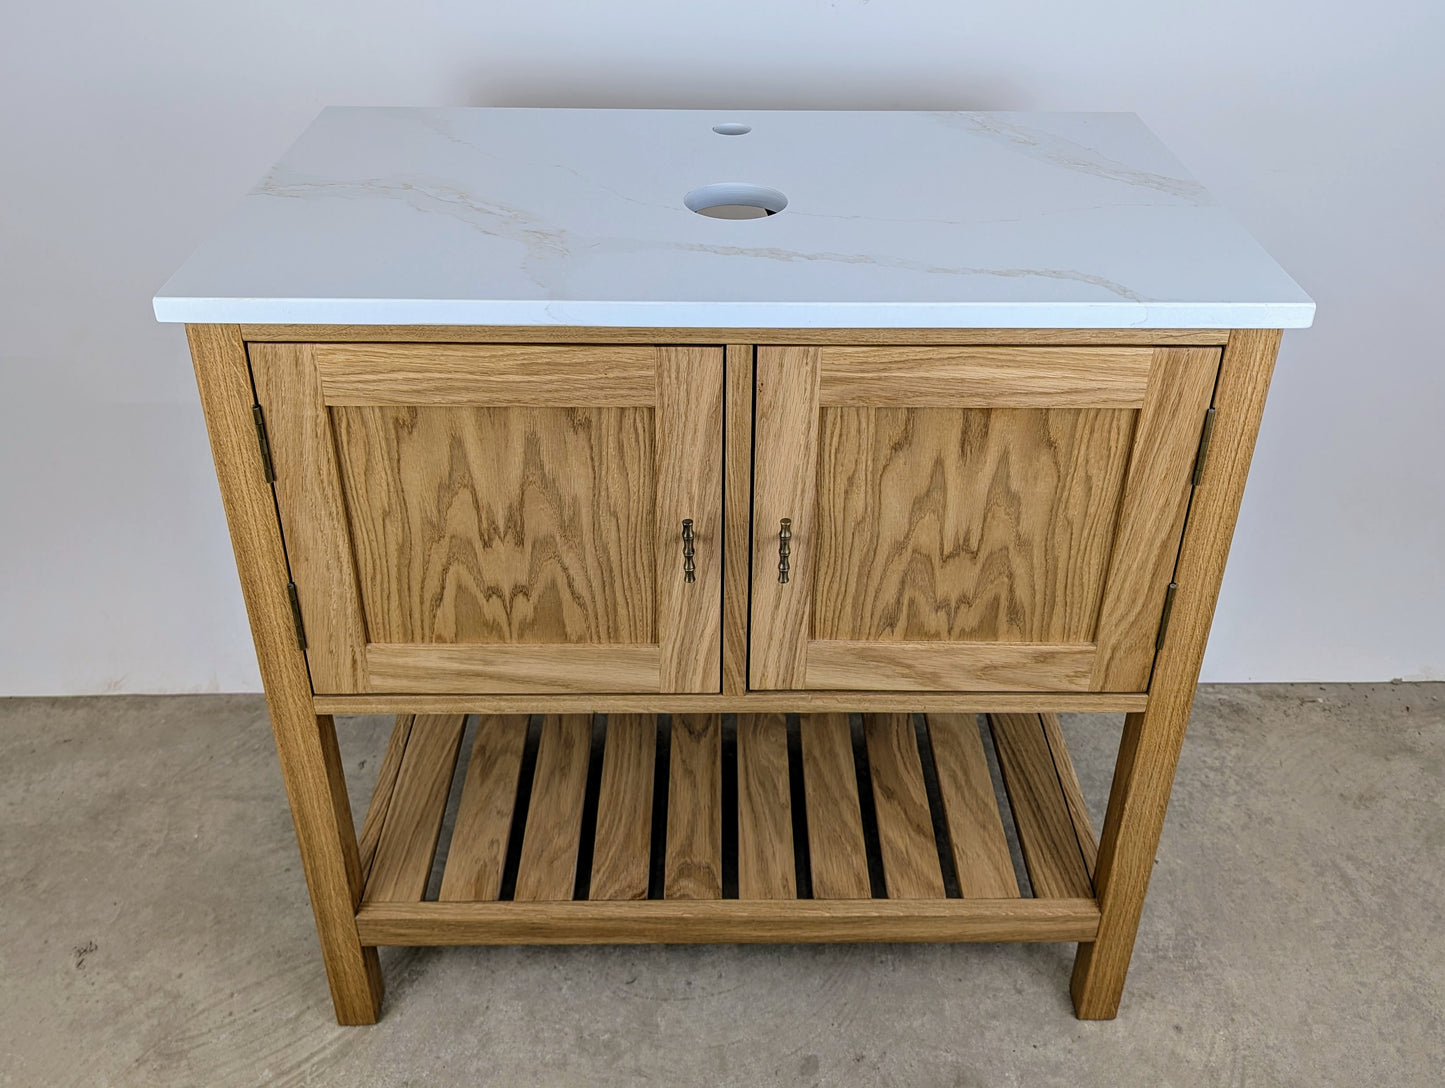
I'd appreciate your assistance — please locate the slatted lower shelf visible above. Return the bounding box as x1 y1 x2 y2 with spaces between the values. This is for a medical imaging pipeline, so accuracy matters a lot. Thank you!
355 711 1101 946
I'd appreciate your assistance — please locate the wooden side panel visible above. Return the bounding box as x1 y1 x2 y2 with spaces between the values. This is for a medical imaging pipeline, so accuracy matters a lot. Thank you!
332 404 656 647
863 714 946 899
749 347 821 689
314 344 658 406
1091 347 1221 690
804 641 1096 692
817 346 1154 407
736 714 796 899
722 345 754 696
364 643 661 694
514 714 593 901
811 406 1134 644
665 714 723 899
988 713 1092 899
249 342 369 692
656 347 725 692
799 713 872 899
589 714 658 901
358 714 415 883
364 714 468 902
438 715 529 902
188 325 382 1023
1073 330 1282 1020
925 713 1020 898
1040 712 1098 874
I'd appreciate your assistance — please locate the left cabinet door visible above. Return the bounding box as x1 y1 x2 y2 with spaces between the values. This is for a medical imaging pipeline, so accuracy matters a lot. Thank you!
250 342 724 695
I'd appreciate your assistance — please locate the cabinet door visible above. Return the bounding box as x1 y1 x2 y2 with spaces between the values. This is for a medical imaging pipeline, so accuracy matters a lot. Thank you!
251 343 723 695
749 345 1219 693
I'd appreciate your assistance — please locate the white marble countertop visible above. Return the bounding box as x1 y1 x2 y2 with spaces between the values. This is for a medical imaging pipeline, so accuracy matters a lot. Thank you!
154 108 1313 328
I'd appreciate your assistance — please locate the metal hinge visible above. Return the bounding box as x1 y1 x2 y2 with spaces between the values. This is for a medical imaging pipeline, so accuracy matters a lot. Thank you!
1155 582 1179 652
1191 407 1217 486
252 404 276 483
286 581 307 651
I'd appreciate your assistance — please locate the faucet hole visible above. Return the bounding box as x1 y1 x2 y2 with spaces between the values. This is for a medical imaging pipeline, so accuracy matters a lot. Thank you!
712 123 751 136
684 183 788 220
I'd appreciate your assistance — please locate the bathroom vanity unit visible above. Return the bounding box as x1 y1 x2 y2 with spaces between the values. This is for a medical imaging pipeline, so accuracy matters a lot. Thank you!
155 108 1313 1024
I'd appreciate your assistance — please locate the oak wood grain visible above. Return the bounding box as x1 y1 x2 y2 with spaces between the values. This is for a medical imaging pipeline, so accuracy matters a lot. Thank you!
811 406 1134 644
804 641 1096 692
244 325 1229 346
817 347 1153 407
665 714 723 899
1090 348 1222 690
249 342 370 692
722 345 754 696
315 343 657 405
357 896 1101 946
358 714 415 884
364 714 468 902
589 714 658 901
187 324 383 1024
736 714 796 899
364 643 662 693
1072 329 1282 1020
924 713 1020 898
656 347 724 692
799 713 872 899
988 713 1092 899
514 714 593 901
316 690 1149 716
438 715 529 902
333 404 656 647
863 714 946 899
1040 712 1098 874
749 347 820 689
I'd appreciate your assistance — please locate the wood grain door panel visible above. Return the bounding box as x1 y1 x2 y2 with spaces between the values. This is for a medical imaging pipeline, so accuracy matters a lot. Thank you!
251 343 724 695
750 345 1220 693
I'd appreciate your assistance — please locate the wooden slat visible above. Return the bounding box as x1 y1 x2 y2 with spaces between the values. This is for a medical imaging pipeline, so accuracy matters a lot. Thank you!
249 342 369 693
799 713 872 899
736 714 796 899
988 713 1093 899
357 897 1101 946
721 345 753 695
863 714 946 899
925 714 1020 898
438 715 529 902
749 346 821 689
818 346 1154 407
364 643 662 694
1040 712 1098 874
514 714 593 901
317 691 1150 716
357 714 415 883
1073 329 1283 1020
313 344 658 405
589 714 657 901
364 714 468 902
244 324 1230 346
188 324 382 1024
656 347 725 692
665 714 722 899
805 641 1097 692
1090 347 1221 690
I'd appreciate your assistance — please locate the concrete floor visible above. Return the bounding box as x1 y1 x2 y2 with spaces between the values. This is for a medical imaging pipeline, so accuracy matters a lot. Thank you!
1 685 1440 1087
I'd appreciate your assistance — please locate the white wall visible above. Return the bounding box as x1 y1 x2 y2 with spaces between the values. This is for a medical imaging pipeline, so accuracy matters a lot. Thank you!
2 0 1441 693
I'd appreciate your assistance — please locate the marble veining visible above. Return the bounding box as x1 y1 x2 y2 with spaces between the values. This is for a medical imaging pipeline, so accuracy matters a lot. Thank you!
154 108 1313 328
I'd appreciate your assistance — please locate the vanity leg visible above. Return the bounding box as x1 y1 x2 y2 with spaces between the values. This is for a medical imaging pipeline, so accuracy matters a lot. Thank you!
187 324 384 1025
1071 329 1281 1019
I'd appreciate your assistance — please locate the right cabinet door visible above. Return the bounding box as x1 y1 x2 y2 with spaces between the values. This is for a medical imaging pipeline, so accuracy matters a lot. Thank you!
749 345 1221 693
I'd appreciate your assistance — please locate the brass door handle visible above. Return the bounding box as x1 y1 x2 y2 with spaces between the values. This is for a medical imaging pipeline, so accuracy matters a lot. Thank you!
681 519 696 583
778 518 792 584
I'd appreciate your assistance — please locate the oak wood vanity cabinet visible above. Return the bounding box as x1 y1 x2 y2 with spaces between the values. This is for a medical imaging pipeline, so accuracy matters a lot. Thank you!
159 108 1313 1025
